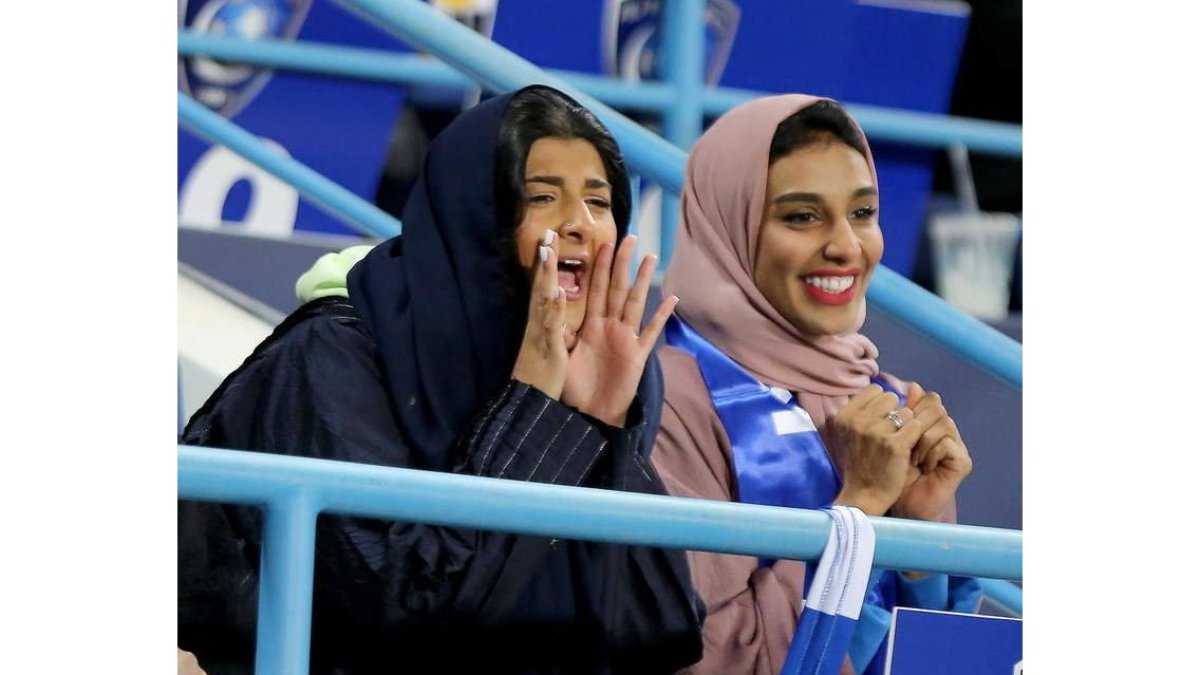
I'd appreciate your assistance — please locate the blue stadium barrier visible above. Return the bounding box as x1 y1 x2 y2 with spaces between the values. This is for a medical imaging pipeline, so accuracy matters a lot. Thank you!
176 96 1020 387
177 93 401 240
177 0 1022 389
338 0 1024 389
179 445 1022 675
177 3 1023 671
977 578 1023 616
175 33 1023 157
655 0 706 264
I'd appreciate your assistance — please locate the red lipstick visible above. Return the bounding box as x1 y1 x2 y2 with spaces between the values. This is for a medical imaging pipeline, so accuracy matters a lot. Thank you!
799 269 859 306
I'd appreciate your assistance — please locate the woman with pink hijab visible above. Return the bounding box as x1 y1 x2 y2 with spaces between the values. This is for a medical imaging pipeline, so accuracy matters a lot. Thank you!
653 95 981 675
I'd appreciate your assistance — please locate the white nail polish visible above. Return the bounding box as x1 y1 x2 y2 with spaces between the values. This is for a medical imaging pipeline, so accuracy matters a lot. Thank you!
539 246 547 263
543 230 555 246
553 286 561 300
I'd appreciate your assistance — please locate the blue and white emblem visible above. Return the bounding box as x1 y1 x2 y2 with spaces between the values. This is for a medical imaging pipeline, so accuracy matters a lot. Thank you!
603 0 740 84
178 0 313 117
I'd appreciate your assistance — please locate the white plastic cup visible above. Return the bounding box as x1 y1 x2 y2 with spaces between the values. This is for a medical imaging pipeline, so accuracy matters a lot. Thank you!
928 212 1021 321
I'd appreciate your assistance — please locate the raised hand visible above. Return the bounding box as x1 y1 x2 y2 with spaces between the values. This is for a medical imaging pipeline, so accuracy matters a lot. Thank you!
511 230 569 399
561 235 678 427
828 384 945 516
890 383 973 522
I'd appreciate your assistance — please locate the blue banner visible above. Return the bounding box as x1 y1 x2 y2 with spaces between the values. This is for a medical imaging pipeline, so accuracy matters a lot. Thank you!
178 0 407 236
885 607 1022 675
178 0 970 270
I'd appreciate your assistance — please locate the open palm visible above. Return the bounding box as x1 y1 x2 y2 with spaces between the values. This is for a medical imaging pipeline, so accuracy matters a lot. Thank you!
562 236 677 427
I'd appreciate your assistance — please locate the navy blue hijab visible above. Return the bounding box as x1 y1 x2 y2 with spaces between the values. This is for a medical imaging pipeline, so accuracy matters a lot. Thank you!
348 85 661 472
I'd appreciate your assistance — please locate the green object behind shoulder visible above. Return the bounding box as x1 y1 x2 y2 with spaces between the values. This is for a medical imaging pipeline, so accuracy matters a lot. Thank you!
295 245 374 302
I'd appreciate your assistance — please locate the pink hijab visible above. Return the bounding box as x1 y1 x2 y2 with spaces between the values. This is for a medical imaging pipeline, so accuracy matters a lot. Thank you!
662 94 885 428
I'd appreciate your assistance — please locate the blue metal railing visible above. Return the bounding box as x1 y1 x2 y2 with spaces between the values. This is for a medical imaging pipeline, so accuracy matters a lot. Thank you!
177 5 1023 670
175 33 1023 157
656 0 706 274
332 0 689 198
177 0 1021 389
977 578 1023 616
343 0 1025 390
180 445 1022 675
177 96 1020 387
177 93 401 240
177 34 677 113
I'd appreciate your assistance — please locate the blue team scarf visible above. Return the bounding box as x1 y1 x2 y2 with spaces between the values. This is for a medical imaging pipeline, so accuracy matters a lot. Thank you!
665 316 900 670
665 316 903 513
782 506 877 675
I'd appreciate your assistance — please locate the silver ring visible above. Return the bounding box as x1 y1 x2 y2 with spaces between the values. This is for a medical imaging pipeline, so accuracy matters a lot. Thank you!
885 409 904 430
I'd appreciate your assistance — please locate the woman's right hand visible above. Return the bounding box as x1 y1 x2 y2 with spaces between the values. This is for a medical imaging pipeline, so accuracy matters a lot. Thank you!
828 384 945 516
511 230 569 399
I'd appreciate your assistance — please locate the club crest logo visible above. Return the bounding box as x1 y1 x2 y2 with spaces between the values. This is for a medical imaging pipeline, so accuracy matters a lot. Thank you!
178 0 313 118
603 0 740 84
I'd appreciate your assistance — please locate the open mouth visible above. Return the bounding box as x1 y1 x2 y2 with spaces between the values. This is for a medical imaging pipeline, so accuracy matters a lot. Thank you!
800 273 857 305
557 257 587 300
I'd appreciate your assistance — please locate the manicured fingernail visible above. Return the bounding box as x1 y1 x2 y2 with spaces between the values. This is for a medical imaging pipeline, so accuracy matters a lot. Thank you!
552 286 561 300
543 230 555 246
539 245 548 263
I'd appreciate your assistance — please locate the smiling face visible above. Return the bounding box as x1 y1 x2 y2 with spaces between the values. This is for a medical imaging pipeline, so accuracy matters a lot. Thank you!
753 136 883 337
514 136 618 347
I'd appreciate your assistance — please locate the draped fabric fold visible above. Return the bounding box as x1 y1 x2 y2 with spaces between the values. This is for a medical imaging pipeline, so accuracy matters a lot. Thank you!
782 507 877 675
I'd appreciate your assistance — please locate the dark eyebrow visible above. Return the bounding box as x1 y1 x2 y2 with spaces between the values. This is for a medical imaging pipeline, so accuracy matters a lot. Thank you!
525 175 611 191
773 192 823 206
525 175 564 187
773 187 877 205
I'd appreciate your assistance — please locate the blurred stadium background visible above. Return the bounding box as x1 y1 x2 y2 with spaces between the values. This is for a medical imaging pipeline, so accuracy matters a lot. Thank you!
177 0 1022 531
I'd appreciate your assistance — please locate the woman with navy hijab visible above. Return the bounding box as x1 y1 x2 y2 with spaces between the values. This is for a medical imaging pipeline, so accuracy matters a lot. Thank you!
178 85 703 674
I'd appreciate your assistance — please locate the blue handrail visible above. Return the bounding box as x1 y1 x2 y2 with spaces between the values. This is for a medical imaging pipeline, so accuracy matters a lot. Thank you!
657 0 706 275
332 0 689 198
331 0 1024 388
177 6 1023 673
176 32 1022 157
180 445 1021 674
177 92 401 240
977 578 1023 616
180 446 1022 579
703 87 1022 157
870 267 1022 387
176 1 1022 390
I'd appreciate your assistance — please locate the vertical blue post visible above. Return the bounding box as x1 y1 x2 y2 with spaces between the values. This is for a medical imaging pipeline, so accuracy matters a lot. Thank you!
658 0 706 269
255 494 318 675
628 173 641 238
628 172 643 285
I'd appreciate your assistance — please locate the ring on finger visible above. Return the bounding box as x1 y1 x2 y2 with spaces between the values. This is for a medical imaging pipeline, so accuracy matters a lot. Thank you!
885 409 904 430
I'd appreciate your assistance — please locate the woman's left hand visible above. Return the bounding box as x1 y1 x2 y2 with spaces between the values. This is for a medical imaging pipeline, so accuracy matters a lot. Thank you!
889 383 973 522
562 235 678 427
